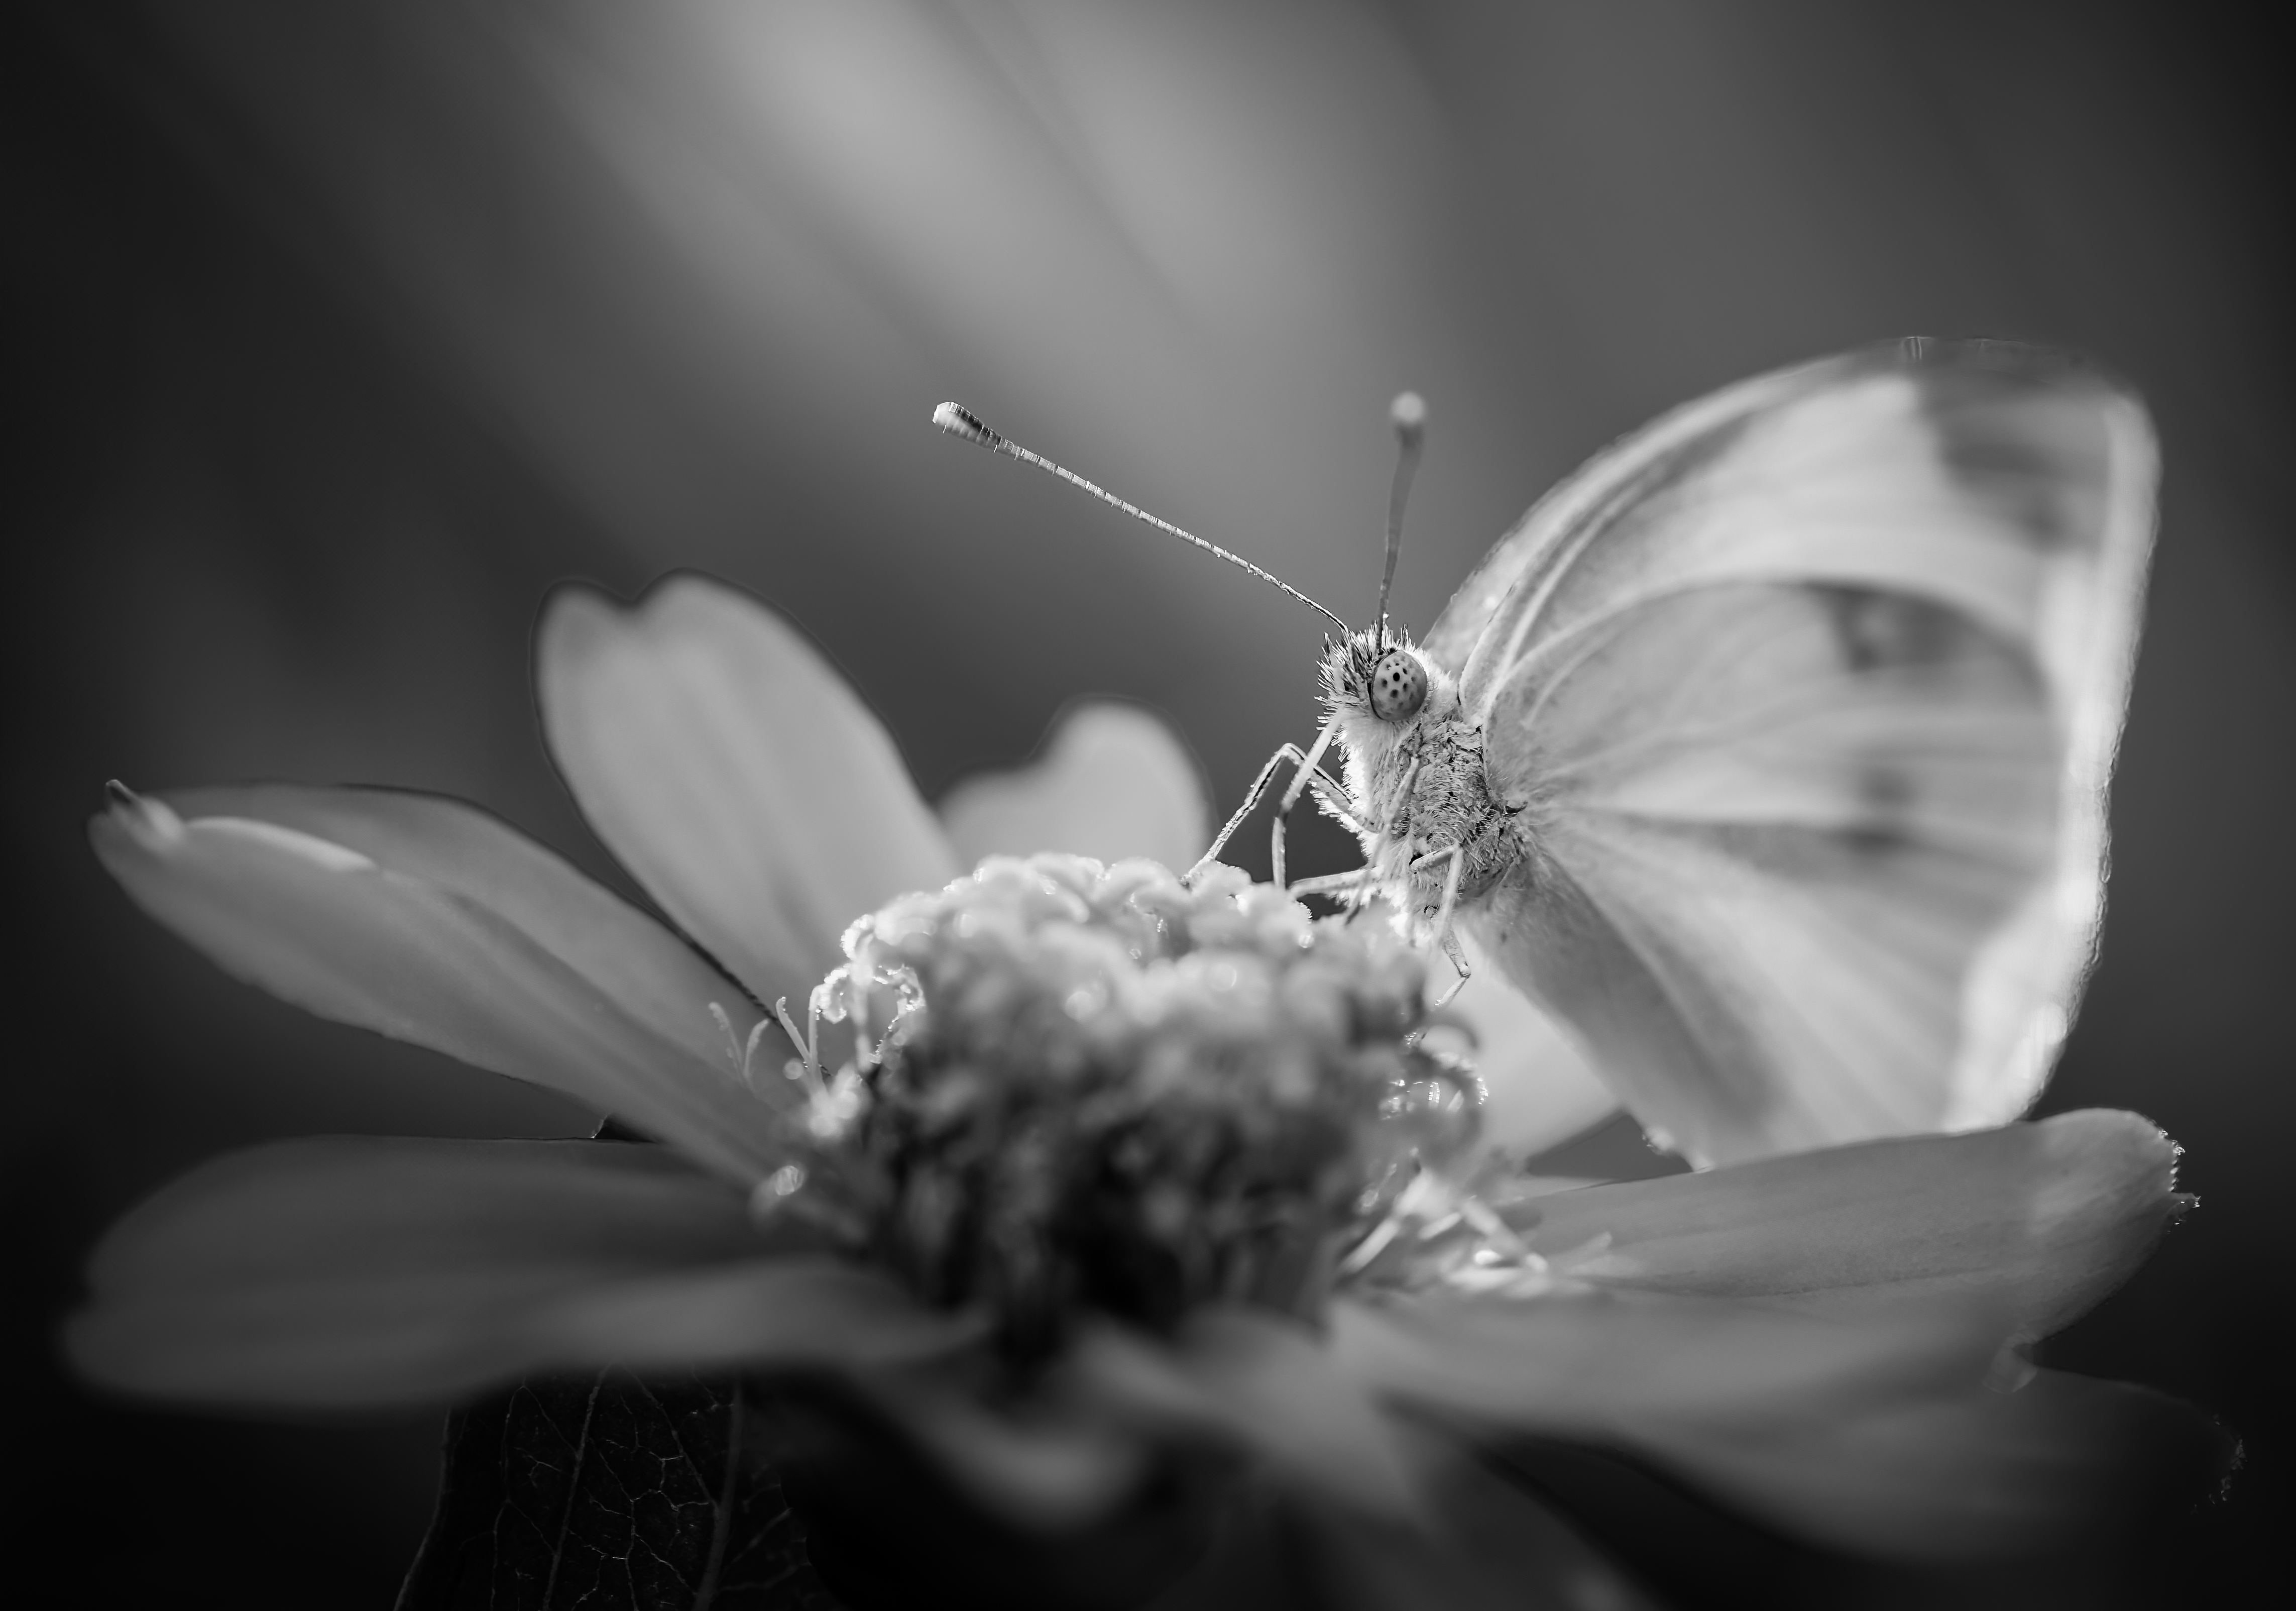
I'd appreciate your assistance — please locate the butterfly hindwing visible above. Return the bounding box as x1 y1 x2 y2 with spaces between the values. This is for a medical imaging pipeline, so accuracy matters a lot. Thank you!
1443 342 2154 1165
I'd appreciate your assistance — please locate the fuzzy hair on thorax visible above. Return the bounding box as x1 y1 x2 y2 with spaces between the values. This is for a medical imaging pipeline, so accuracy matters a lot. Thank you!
1316 629 1522 921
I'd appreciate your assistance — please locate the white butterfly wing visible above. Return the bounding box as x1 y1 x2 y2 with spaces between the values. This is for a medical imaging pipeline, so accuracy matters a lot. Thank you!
1439 343 2154 1166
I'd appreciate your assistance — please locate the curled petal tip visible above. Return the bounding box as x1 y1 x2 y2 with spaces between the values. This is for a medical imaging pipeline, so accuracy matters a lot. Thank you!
104 781 186 848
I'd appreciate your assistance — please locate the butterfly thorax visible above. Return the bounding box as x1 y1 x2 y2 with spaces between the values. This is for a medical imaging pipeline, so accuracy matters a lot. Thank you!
1319 631 1528 929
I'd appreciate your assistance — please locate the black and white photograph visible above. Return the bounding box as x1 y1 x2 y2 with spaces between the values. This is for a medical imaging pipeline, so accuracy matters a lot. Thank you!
6 5 2286 1606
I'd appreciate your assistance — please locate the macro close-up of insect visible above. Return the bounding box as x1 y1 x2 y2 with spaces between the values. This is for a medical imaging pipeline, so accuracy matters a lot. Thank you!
940 339 2151 1169
17 7 2286 1607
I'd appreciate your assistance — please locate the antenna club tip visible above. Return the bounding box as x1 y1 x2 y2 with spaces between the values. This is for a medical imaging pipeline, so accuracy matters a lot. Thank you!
933 401 1001 449
1389 391 1427 438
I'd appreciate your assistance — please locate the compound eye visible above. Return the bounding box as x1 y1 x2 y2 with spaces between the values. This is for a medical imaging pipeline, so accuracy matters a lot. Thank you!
1367 650 1428 722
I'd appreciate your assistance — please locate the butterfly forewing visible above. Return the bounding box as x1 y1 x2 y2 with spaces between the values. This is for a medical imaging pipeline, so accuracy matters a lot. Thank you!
1442 342 2154 1165
1483 583 2056 1160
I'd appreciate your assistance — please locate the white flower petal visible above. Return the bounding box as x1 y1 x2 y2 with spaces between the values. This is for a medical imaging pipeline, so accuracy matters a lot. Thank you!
69 1138 803 1407
1071 1311 1421 1522
939 701 1210 872
851 1374 1148 1530
538 576 959 1003
533 1260 979 1374
1332 1289 1988 1441
91 787 788 1182
1508 1110 2183 1338
1290 1430 1665 1610
1544 1367 2235 1560
1333 1283 2224 1559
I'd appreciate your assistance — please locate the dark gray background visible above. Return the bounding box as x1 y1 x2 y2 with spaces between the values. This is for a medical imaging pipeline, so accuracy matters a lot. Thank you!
6 4 2287 1604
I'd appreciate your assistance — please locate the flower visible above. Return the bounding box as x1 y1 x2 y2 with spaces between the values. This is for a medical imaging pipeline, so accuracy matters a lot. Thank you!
71 575 2215 1604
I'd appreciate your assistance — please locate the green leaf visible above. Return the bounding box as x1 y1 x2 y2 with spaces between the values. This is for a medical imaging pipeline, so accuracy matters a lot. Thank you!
396 1370 843 1610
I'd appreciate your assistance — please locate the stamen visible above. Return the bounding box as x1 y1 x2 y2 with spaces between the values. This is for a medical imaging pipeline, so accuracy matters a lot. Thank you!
708 1001 741 1065
1336 1215 1403 1278
707 1003 775 1093
774 997 820 1089
786 852 1484 1353
857 990 914 1070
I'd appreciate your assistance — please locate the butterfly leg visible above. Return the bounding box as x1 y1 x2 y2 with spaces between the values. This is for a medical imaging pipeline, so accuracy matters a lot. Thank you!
1436 928 1472 1006
1276 767 1361 887
1287 869 1380 902
1189 741 1315 882
1271 719 1346 889
1407 844 1470 1005
1296 769 1362 828
1186 720 1352 887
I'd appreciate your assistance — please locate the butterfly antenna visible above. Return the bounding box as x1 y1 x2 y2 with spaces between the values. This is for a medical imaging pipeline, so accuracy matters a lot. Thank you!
1375 391 1426 650
933 402 1351 635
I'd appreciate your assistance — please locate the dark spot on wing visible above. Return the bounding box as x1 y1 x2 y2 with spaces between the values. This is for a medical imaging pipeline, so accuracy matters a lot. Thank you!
1818 586 1964 672
1844 765 1916 857
1913 360 2112 555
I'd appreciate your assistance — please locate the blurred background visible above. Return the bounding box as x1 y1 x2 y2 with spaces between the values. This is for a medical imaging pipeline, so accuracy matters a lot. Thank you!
4 2 2288 1604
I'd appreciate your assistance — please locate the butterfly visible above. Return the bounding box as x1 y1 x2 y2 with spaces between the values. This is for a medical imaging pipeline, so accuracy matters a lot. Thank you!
938 340 2156 1167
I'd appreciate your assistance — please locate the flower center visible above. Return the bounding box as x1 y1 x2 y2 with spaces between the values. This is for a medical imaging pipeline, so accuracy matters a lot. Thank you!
778 854 1482 1360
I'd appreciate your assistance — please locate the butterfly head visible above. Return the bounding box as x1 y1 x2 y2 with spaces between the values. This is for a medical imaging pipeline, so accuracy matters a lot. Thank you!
1323 627 1436 727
